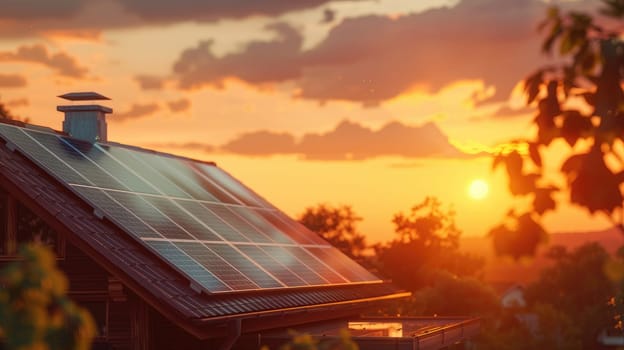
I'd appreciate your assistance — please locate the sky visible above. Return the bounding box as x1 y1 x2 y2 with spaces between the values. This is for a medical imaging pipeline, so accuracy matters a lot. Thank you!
0 0 612 242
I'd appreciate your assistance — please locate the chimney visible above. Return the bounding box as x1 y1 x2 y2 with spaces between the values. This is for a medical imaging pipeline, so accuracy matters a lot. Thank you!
57 91 112 143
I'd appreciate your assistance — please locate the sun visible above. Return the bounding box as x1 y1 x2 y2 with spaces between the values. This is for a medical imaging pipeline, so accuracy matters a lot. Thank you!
468 179 489 200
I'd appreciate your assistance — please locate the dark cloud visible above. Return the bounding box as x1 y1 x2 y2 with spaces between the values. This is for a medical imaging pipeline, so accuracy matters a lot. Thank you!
167 98 191 113
135 75 165 90
219 120 465 160
117 0 339 22
222 131 297 156
0 44 88 78
0 0 342 38
172 0 593 105
114 103 160 121
174 23 303 89
0 74 27 88
0 0 84 20
321 8 336 24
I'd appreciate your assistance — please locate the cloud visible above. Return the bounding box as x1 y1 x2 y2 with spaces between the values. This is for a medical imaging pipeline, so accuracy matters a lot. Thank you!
117 0 340 22
114 103 160 121
167 98 191 113
174 23 303 89
135 74 166 90
0 0 84 20
0 0 342 38
172 0 586 105
0 44 88 78
0 74 27 88
220 120 465 160
146 142 214 153
490 104 534 118
222 131 297 156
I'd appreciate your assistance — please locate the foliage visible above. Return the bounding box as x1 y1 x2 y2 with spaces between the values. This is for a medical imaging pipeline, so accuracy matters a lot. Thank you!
0 100 27 123
525 242 617 348
376 197 484 291
492 0 624 258
0 244 95 350
298 204 367 261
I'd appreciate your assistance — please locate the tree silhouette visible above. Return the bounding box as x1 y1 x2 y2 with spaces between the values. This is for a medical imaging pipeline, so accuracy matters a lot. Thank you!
298 204 367 261
493 0 624 258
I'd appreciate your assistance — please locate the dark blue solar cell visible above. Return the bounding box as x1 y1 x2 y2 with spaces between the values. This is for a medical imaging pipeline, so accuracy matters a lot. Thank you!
207 243 282 289
285 247 346 284
203 204 273 243
130 151 220 202
176 242 257 290
146 241 230 292
142 196 222 242
102 146 191 198
260 245 327 285
106 191 194 240
65 142 158 194
307 247 379 282
0 124 88 185
256 210 322 245
236 245 306 287
175 200 249 242
195 164 270 208
24 129 126 190
230 207 294 244
72 186 162 239
187 162 242 204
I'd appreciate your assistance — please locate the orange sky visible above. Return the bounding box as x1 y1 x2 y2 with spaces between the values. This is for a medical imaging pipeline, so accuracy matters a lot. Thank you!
0 0 611 242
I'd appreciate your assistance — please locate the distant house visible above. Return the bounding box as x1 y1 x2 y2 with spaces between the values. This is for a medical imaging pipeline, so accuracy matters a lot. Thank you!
500 284 527 309
0 92 479 350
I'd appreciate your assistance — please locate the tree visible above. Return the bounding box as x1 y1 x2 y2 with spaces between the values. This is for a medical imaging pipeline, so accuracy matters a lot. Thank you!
298 204 367 260
524 242 616 348
492 0 624 258
0 100 27 122
0 244 95 350
376 197 483 291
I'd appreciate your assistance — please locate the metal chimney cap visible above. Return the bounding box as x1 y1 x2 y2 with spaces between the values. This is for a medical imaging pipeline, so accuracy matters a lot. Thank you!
58 92 110 101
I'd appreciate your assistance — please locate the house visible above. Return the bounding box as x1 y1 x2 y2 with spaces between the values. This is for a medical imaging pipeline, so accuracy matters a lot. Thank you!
0 92 479 350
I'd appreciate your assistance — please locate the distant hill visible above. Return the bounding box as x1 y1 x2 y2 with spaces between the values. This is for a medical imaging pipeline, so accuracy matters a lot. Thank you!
460 227 624 288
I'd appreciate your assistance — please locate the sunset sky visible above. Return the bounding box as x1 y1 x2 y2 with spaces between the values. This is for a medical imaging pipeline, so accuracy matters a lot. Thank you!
0 0 611 242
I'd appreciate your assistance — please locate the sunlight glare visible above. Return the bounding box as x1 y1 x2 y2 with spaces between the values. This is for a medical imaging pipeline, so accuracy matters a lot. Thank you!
468 179 489 200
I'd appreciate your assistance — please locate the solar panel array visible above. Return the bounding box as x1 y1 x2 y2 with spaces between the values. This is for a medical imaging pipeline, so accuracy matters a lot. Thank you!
0 123 380 293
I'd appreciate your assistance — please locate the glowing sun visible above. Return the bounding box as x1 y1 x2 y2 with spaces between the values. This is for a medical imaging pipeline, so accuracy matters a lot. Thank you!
468 179 489 200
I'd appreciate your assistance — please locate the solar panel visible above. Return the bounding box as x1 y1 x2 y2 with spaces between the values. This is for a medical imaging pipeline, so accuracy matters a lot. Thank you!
0 123 381 294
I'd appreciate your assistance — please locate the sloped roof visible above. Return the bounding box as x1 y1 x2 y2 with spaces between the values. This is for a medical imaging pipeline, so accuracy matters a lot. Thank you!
0 119 408 337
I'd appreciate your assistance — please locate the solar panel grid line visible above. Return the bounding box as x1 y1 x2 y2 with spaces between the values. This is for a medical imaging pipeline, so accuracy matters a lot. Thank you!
0 125 93 186
175 200 251 243
186 162 245 206
141 195 224 242
145 240 231 292
71 185 165 239
141 237 331 249
206 243 285 289
235 244 307 287
27 129 129 191
106 145 194 198
131 151 222 203
255 209 325 246
196 164 270 208
175 241 260 291
230 206 295 244
259 245 330 285
307 247 380 282
106 190 196 241
203 203 275 243
286 247 348 284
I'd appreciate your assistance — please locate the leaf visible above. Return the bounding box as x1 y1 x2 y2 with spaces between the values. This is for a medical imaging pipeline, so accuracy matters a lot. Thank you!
533 187 557 215
489 213 547 260
568 149 623 214
561 153 585 176
560 110 593 146
509 173 539 196
492 153 505 171
524 70 544 105
504 151 523 178
528 142 542 167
